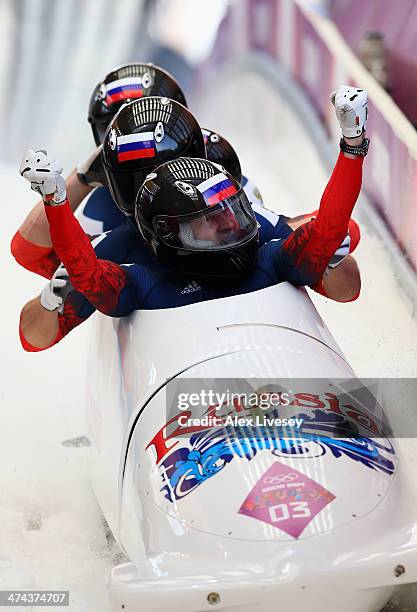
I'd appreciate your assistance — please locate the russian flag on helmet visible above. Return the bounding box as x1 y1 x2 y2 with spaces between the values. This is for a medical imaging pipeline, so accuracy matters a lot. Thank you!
197 173 238 207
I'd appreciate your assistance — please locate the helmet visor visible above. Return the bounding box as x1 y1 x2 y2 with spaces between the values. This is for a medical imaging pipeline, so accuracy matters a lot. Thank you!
153 192 258 251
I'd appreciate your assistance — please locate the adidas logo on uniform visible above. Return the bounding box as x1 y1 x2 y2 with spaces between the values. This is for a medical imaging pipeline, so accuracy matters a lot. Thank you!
181 280 202 294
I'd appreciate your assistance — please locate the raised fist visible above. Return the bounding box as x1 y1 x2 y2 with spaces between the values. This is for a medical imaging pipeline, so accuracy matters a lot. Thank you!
331 85 368 138
19 149 66 204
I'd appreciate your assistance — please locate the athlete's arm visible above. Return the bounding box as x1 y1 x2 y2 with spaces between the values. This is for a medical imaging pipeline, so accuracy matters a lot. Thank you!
37 155 137 318
19 285 97 351
285 175 362 302
277 146 364 286
19 225 145 351
20 297 61 351
18 250 147 351
18 150 128 313
312 255 361 302
11 146 104 277
18 212 132 351
276 85 368 287
11 170 92 278
15 169 92 247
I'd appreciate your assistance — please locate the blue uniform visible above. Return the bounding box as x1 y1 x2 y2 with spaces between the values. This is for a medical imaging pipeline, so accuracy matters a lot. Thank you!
110 240 296 315
72 204 292 320
75 186 126 235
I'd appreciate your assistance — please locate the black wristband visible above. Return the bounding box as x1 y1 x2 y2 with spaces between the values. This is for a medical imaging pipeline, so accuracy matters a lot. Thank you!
340 137 370 157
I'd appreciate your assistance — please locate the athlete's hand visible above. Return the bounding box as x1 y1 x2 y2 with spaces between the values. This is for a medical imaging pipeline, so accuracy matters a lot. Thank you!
19 149 67 204
77 144 105 187
40 266 73 313
331 85 368 138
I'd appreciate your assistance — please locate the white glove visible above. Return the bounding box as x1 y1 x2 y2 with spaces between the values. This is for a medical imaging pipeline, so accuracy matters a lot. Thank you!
40 267 73 313
76 144 105 187
19 149 66 204
331 85 368 138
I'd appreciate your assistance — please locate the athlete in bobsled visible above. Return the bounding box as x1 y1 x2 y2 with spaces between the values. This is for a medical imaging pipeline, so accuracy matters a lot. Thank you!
12 64 361 303
18 85 369 352
11 63 262 262
11 63 187 270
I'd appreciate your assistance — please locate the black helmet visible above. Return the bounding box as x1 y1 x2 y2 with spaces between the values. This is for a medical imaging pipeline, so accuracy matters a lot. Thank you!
88 63 188 146
135 157 259 284
102 97 205 215
202 128 242 183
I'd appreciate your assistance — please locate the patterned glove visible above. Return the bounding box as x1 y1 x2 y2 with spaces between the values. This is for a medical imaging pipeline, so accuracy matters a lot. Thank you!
20 149 66 204
331 85 368 138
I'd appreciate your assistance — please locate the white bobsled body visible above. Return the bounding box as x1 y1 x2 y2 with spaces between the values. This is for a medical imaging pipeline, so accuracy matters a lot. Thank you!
86 283 416 612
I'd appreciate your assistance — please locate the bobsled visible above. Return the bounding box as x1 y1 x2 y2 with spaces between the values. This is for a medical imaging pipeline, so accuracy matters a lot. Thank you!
85 282 417 612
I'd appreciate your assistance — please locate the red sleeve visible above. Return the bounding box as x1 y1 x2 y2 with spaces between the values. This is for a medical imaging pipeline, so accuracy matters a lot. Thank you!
303 213 361 254
44 201 127 314
11 231 60 279
279 153 363 286
310 153 363 244
18 298 89 352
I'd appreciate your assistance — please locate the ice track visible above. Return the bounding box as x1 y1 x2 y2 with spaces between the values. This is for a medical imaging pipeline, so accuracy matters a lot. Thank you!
0 170 114 610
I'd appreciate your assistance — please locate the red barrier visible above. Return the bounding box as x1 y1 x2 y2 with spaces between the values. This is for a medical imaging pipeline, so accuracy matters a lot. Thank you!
330 0 417 125
205 0 417 273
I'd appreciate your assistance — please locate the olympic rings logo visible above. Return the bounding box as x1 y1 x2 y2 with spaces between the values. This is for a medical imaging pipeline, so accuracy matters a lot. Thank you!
263 473 299 485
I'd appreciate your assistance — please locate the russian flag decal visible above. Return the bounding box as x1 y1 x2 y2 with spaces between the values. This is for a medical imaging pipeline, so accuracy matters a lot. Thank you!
117 132 156 162
197 173 238 206
106 77 143 104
